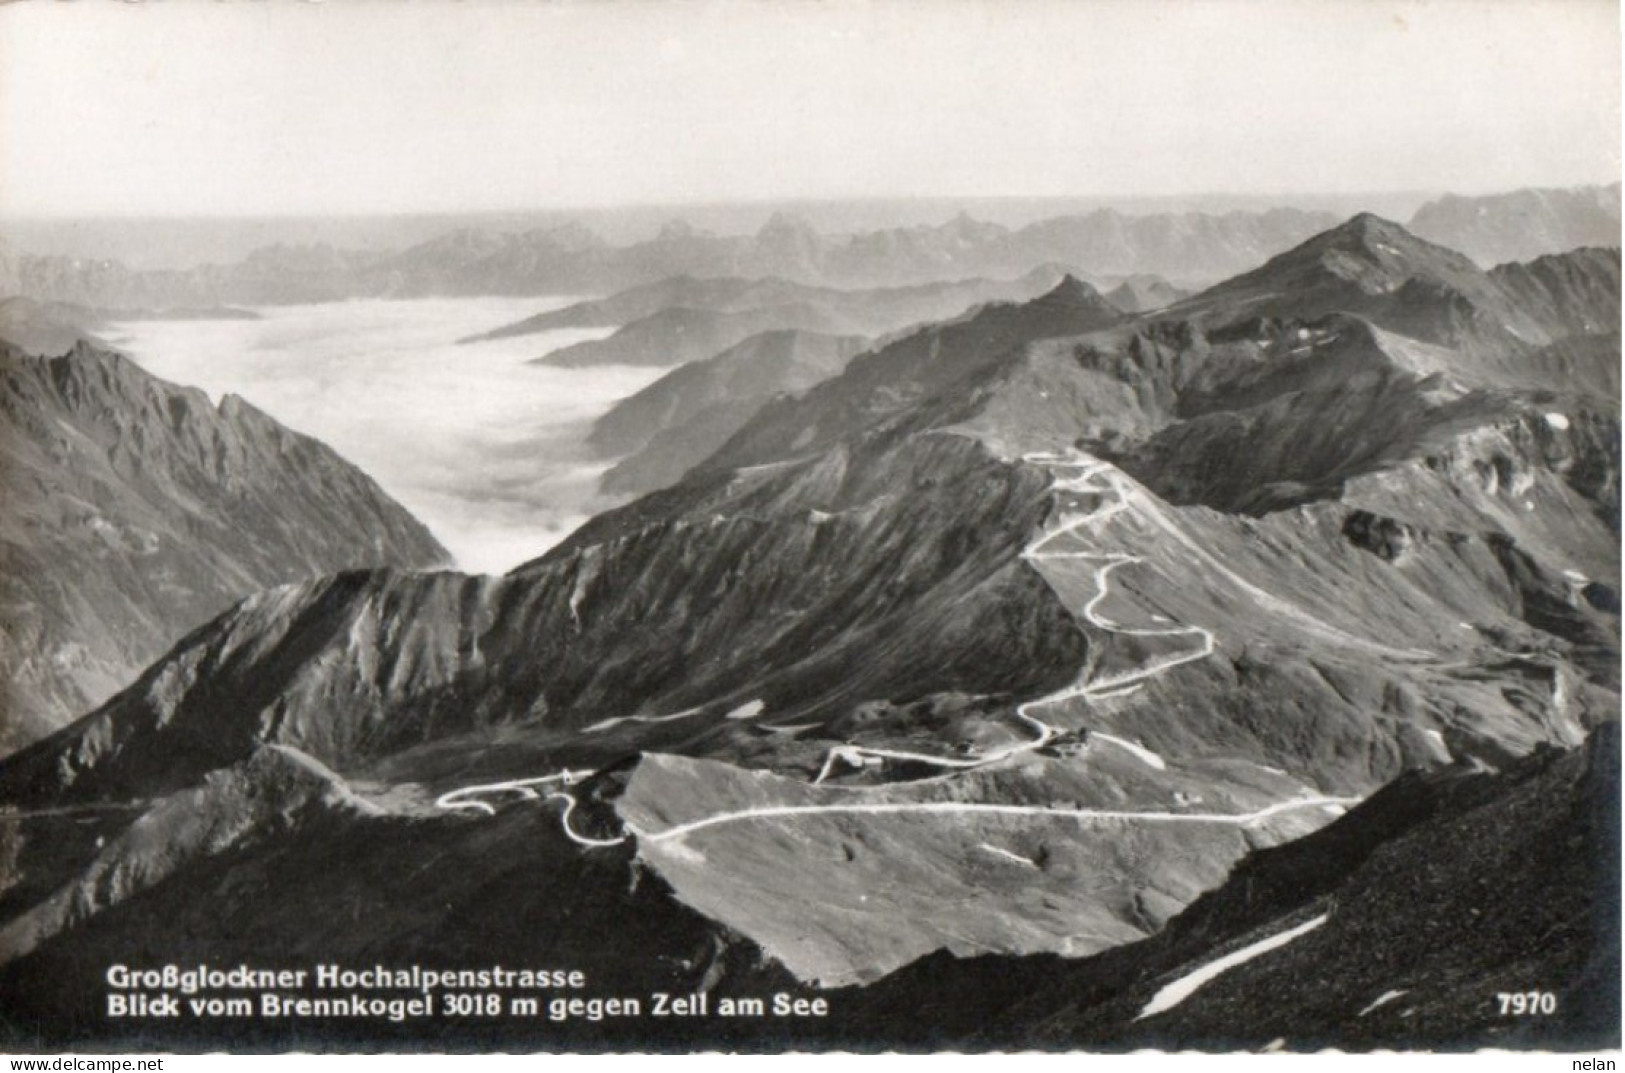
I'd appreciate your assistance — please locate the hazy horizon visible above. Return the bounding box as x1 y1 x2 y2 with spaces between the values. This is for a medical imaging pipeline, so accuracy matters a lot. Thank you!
5 183 1619 271
0 189 1454 269
2 0 1617 224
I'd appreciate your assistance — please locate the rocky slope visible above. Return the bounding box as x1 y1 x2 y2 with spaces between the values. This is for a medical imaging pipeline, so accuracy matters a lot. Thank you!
0 427 1078 805
1061 225 1622 518
1408 184 1621 267
0 747 803 1050
1171 213 1559 352
0 216 1615 1048
0 341 449 754
694 274 1128 470
526 269 1086 492
1490 246 1622 339
592 330 870 495
835 723 1620 1050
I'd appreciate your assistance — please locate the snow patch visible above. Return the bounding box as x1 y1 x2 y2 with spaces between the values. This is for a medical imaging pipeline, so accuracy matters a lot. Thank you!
1136 913 1330 1020
1095 732 1167 770
1359 989 1409 1017
977 842 1035 866
584 706 702 733
653 839 708 865
1544 412 1571 431
726 699 767 721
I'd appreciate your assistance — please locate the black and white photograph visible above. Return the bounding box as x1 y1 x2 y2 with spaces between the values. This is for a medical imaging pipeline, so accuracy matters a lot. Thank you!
0 0 1619 1055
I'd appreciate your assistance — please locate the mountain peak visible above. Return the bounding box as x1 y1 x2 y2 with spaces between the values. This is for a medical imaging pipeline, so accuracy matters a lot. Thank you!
1018 273 1124 332
1347 210 1398 229
938 211 1004 242
51 339 144 388
656 219 701 242
1325 211 1419 247
1176 210 1565 352
1189 211 1488 312
1037 273 1105 308
1314 213 1531 282
1105 274 1186 314
516 221 604 252
418 227 501 251
1282 213 1438 267
759 211 817 237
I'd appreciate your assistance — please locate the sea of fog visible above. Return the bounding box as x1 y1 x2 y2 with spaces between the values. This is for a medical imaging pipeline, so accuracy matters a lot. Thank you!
105 297 667 574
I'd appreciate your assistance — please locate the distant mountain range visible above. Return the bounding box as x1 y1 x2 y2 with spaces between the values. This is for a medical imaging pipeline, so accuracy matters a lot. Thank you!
0 339 448 756
0 208 1288 305
523 269 1082 369
465 267 1075 345
1409 184 1622 267
0 211 1616 1049
533 303 861 370
1 186 1614 313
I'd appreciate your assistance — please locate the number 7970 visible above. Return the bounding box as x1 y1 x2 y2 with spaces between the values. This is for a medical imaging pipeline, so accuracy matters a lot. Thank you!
1497 991 1557 1016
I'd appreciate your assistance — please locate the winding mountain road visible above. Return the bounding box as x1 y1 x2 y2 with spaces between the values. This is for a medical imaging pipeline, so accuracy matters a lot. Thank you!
546 790 634 848
1023 452 1215 697
435 769 594 816
626 793 1362 845
433 449 1335 852
812 450 1207 782
812 711 1057 783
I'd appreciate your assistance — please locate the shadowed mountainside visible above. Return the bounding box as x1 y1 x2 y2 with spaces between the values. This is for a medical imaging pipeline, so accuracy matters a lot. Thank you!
0 341 449 754
592 330 871 496
834 723 1620 1050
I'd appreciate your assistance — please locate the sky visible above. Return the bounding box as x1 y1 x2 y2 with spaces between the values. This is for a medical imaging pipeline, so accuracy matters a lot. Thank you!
0 0 1618 218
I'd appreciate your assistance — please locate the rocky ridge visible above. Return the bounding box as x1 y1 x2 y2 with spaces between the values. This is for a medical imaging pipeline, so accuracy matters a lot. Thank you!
0 341 449 754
